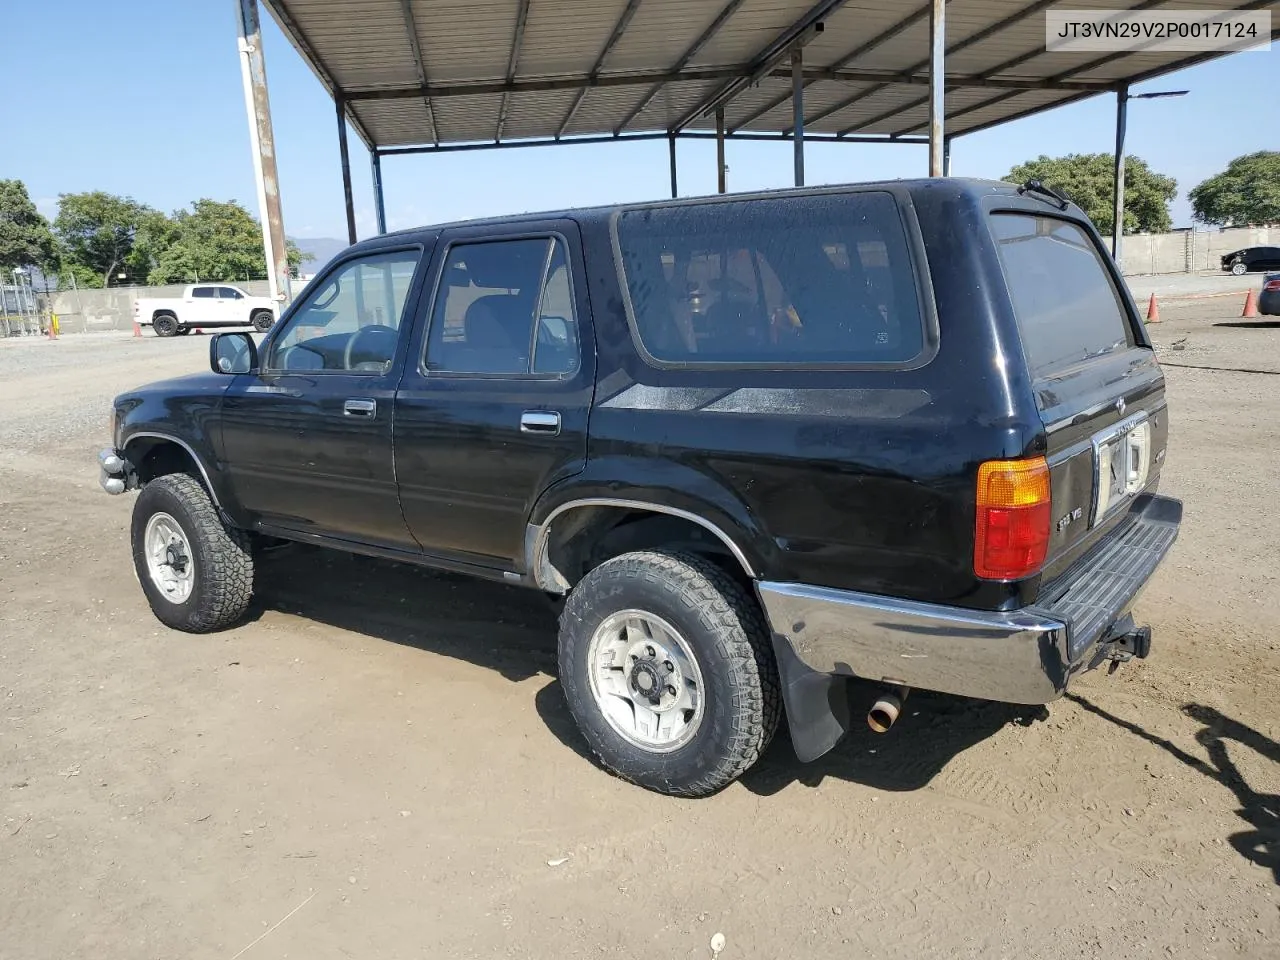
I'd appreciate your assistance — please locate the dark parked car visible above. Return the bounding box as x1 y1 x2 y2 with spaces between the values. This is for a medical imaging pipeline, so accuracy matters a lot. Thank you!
1260 272 1280 315
98 179 1181 796
1221 246 1280 275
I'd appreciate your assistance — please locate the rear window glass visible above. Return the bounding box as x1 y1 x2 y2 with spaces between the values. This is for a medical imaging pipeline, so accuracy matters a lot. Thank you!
616 192 925 366
990 213 1134 378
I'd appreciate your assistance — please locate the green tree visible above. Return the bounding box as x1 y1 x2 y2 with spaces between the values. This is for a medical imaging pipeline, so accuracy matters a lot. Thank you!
1005 153 1177 235
148 198 310 284
54 191 158 286
1189 151 1280 227
0 179 58 274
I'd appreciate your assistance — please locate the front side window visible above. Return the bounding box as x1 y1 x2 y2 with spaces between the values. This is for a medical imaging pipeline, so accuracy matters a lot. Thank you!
615 192 926 366
989 213 1134 379
218 286 243 300
426 237 580 376
266 250 421 373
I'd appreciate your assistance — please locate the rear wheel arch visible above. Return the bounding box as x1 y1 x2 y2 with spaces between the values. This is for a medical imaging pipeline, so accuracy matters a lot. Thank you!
527 499 761 594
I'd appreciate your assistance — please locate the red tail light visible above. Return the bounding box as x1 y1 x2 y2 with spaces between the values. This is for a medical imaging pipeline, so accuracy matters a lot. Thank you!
974 457 1051 580
1264 279 1280 292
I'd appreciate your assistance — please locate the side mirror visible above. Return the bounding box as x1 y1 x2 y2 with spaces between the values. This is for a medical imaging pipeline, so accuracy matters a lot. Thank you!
210 332 259 375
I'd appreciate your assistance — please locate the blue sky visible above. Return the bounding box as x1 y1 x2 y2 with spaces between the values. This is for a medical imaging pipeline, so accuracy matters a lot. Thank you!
6 1 1276 240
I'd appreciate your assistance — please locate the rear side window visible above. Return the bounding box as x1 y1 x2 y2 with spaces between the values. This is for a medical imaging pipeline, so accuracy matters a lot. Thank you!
615 192 926 366
191 287 216 298
990 213 1135 378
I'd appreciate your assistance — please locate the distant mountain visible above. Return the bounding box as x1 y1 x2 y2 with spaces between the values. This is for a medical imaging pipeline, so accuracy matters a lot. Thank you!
290 237 348 269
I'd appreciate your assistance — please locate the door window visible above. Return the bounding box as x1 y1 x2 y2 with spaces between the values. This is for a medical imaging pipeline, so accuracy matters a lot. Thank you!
191 287 216 298
218 286 243 299
266 250 421 373
426 237 580 376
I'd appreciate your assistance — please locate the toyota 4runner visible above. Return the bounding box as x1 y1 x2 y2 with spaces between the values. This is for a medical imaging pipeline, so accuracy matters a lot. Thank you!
99 178 1182 796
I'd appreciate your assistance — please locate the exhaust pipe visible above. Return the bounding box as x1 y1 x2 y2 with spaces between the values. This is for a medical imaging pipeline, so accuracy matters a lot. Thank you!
868 686 910 733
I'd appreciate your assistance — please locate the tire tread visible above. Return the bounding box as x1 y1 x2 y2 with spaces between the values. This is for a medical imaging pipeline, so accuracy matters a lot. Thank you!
559 549 780 797
133 474 253 632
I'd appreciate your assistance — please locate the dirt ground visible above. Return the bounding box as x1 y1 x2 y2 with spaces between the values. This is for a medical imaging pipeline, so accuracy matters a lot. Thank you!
2 307 1277 960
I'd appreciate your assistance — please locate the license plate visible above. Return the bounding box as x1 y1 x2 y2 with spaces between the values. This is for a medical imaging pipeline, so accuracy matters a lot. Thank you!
1093 416 1151 524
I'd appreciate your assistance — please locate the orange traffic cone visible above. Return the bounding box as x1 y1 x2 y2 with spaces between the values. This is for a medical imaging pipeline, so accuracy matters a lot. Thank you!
1242 289 1260 318
1145 293 1160 323
132 319 142 338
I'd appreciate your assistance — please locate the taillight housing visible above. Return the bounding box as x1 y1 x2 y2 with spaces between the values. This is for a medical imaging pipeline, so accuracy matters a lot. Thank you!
974 456 1051 580
1264 279 1280 292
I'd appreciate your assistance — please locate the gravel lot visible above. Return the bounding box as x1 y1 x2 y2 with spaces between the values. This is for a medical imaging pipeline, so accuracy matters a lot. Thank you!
1 316 1277 960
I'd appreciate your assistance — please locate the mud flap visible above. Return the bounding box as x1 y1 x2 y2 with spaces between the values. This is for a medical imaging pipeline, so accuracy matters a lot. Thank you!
770 633 855 762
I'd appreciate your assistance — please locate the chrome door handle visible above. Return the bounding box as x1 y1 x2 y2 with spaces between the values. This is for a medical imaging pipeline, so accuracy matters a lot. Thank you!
343 398 377 417
520 410 561 436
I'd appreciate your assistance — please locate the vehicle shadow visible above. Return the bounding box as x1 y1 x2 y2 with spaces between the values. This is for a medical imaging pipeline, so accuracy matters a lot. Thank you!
534 674 1040 796
1213 320 1280 329
739 686 1045 796
1068 694 1279 884
251 546 1038 794
250 544 559 682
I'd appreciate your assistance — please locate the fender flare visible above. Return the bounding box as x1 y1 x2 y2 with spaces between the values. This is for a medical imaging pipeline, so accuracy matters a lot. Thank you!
121 431 241 523
523 460 772 591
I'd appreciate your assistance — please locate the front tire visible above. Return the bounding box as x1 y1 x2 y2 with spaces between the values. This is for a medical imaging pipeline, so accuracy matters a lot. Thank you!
558 550 780 797
252 311 275 333
130 474 254 632
1231 261 1247 276
153 314 178 337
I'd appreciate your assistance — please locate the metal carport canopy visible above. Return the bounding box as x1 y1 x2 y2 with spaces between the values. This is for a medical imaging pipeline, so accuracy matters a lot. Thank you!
257 0 1278 238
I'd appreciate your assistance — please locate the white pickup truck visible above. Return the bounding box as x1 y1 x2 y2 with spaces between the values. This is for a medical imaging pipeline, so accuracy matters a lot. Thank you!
134 284 278 338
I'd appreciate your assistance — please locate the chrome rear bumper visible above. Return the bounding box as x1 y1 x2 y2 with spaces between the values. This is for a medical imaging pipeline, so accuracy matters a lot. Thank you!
758 494 1181 759
758 584 1069 705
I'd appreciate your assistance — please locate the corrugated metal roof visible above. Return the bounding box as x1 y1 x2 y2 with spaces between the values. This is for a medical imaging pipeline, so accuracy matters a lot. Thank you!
263 0 1279 151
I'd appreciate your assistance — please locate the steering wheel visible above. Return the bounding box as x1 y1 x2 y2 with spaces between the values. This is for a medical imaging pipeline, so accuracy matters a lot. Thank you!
343 324 397 371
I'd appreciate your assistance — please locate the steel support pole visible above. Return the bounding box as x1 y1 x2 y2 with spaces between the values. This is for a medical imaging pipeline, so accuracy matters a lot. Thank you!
371 151 387 235
791 47 804 187
668 133 678 198
942 135 952 176
336 95 357 246
1112 84 1128 261
715 108 727 193
928 0 945 177
235 0 291 303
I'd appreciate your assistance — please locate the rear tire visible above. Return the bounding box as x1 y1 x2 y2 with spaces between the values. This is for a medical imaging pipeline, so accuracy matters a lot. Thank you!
252 310 275 333
557 550 780 797
130 474 254 633
1231 261 1247 276
153 314 178 337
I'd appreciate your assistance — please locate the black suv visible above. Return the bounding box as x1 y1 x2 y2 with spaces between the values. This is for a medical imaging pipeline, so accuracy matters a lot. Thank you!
99 179 1181 797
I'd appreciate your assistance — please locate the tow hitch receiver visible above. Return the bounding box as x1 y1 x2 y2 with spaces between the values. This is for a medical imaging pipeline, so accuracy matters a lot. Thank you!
1103 615 1152 673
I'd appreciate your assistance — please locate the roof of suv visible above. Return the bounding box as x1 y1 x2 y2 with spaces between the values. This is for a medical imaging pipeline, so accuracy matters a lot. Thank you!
356 177 1060 250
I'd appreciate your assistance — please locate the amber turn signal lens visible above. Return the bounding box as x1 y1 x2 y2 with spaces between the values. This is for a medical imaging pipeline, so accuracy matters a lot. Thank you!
974 457 1051 581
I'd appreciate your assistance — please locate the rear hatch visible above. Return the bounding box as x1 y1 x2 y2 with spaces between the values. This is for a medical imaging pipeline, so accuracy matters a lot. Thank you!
988 209 1168 584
